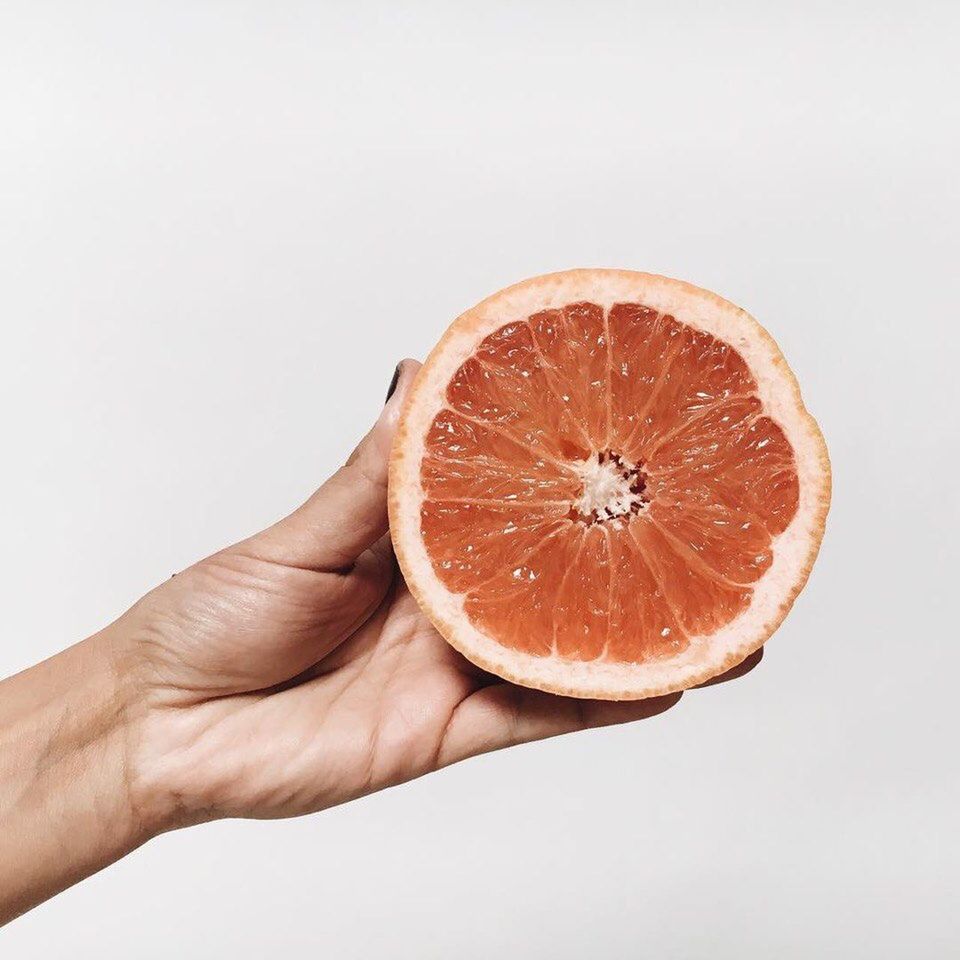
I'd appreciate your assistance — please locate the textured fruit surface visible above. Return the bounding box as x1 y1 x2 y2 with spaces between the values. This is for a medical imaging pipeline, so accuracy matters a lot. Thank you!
421 303 798 663
390 271 829 699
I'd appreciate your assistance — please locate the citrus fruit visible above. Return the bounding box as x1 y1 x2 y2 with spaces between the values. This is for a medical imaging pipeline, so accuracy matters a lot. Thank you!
389 270 830 699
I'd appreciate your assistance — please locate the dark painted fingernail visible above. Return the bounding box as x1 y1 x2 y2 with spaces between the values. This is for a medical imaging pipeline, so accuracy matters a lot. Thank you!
385 363 401 403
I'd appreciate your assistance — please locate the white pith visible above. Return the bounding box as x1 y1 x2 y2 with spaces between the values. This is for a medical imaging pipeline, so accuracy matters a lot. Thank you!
389 270 830 700
574 456 645 520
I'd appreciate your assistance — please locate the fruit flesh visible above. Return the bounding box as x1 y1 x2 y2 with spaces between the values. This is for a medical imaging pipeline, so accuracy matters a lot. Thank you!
420 301 799 664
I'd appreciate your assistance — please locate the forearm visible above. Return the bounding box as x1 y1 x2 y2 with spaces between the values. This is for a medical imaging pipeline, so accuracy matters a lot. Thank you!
0 633 147 926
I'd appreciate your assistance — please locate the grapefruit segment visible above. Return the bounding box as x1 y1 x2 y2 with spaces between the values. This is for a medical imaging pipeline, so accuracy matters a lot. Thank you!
420 499 568 593
631 518 753 638
647 500 772 585
461 528 574 659
447 321 592 462
421 409 580 504
390 270 830 699
605 528 687 663
527 302 610 448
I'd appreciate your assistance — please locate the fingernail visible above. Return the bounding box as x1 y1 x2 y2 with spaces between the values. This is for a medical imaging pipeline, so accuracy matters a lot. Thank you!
385 363 401 403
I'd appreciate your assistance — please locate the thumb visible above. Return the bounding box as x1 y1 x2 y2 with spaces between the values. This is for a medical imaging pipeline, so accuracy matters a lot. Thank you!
248 359 421 571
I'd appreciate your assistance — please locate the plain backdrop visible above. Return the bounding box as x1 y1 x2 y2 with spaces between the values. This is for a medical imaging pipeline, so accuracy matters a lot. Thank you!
1 2 958 957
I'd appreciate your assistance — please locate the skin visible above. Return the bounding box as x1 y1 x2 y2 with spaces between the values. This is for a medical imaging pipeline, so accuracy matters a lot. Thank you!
0 360 760 926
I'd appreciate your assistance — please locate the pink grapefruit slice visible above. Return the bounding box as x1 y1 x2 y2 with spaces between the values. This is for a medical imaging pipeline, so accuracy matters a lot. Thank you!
389 270 830 699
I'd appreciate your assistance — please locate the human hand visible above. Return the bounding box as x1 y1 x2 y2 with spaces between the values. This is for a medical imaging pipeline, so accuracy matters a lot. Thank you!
112 359 759 831
0 360 760 924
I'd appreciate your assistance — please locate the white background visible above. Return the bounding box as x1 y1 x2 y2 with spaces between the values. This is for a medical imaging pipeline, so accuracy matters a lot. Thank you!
1 2 957 956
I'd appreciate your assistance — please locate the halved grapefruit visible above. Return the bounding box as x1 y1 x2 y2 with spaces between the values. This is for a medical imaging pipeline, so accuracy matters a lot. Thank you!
389 270 830 700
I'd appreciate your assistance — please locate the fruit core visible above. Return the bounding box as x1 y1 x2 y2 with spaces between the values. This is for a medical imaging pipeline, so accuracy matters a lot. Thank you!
570 451 649 524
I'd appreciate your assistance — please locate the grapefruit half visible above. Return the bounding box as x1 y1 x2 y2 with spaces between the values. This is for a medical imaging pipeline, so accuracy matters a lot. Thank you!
389 270 830 700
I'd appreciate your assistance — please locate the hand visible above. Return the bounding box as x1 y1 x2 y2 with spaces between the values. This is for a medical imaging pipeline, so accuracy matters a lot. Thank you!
116 360 757 828
0 360 760 925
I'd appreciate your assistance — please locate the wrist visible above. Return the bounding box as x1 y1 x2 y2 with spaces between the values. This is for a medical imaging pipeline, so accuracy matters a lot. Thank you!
92 615 196 839
100 602 225 835
0 632 151 924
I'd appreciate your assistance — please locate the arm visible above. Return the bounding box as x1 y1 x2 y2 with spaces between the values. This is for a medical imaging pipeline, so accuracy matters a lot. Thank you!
0 634 144 924
0 360 758 926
